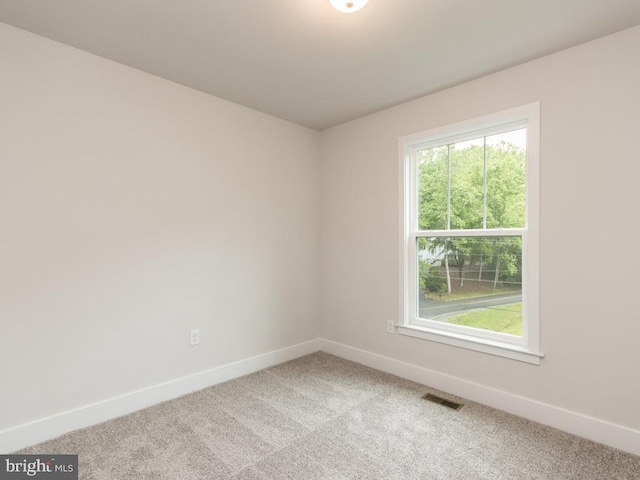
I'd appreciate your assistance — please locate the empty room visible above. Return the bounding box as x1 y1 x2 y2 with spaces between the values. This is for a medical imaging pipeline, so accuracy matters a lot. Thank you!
1 0 639 478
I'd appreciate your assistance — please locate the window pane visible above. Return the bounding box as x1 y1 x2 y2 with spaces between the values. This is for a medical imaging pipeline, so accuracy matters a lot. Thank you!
486 129 526 228
417 146 448 230
417 236 522 336
449 138 484 230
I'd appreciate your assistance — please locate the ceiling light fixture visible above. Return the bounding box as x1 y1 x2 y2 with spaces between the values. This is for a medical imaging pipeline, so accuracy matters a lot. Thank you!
329 0 369 13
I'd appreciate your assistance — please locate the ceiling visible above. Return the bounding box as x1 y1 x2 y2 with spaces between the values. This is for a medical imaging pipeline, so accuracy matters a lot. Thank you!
1 1 639 130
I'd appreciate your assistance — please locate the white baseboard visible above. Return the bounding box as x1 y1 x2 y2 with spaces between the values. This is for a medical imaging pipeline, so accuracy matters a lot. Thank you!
0 339 320 453
4 337 638 457
319 339 640 457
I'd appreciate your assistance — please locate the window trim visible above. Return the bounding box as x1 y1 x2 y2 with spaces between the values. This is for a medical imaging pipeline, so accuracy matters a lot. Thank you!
398 103 542 364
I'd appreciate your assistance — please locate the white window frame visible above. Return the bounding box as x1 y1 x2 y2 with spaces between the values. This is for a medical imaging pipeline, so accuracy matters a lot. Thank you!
398 103 542 364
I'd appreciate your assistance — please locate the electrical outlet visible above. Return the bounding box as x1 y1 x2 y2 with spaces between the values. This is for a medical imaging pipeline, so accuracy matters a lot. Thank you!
189 329 200 346
386 320 395 334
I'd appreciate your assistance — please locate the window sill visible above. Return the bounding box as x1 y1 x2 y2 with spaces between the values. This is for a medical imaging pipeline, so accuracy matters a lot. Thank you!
397 324 543 365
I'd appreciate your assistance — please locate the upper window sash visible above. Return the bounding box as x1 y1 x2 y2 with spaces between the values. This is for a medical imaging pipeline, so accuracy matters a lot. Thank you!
411 122 530 233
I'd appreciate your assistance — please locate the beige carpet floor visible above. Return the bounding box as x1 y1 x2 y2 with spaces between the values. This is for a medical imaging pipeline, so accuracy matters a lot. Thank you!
18 352 640 479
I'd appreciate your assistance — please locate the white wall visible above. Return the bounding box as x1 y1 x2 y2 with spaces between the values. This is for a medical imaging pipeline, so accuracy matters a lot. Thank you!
320 26 640 431
0 23 320 431
2 18 639 453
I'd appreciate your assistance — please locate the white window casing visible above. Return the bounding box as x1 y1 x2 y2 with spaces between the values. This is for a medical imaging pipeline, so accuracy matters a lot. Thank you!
398 103 542 364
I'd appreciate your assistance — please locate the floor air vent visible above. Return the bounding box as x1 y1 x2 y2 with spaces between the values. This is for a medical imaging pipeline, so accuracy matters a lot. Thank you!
421 393 463 410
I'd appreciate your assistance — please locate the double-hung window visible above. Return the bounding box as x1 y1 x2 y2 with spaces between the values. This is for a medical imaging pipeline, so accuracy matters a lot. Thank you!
399 103 541 364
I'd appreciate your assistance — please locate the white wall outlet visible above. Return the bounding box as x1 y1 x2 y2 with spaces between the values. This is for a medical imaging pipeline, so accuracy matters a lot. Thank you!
386 320 395 334
189 328 200 346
